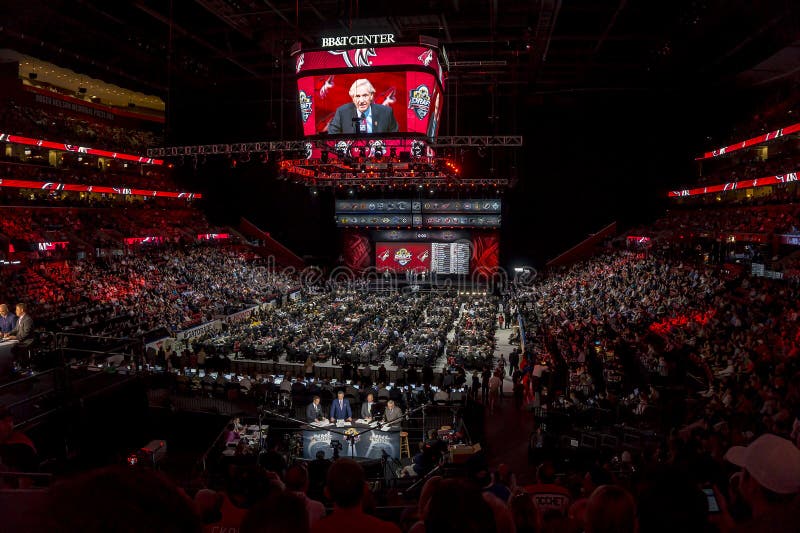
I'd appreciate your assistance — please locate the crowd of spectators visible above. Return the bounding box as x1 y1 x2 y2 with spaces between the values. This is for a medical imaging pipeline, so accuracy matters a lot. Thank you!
509 247 800 454
195 291 458 368
0 160 181 193
1 243 294 330
448 296 498 369
19 426 800 533
0 205 228 256
697 145 800 186
653 203 800 238
701 88 800 152
0 99 162 153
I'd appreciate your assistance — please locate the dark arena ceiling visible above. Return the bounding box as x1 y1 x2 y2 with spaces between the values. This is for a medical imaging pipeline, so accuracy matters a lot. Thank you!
1 0 799 145
3 1 799 94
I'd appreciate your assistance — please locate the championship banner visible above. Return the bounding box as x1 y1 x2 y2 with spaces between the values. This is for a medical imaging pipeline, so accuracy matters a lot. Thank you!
225 306 258 324
177 320 222 341
778 234 800 246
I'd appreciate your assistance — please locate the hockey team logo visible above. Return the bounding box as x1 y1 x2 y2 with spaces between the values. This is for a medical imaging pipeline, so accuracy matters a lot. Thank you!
369 139 386 157
299 91 313 123
417 249 429 262
64 144 89 153
320 75 335 98
378 249 391 262
328 48 377 68
394 248 412 266
417 49 433 66
334 140 351 156
409 85 431 119
295 53 305 74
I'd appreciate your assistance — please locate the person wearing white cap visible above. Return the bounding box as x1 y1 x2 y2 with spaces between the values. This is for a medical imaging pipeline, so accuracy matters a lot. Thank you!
722 433 800 530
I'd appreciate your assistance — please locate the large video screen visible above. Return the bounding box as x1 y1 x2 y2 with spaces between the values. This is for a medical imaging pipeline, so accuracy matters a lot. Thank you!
295 46 444 137
335 198 501 228
375 242 469 274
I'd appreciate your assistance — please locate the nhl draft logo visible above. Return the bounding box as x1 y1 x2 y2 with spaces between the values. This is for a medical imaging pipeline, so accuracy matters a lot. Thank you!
344 427 361 444
408 85 431 119
298 91 313 123
394 248 412 266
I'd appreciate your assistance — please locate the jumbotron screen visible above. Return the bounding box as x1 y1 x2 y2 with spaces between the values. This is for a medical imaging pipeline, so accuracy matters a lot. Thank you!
376 242 469 274
294 45 444 137
335 198 501 228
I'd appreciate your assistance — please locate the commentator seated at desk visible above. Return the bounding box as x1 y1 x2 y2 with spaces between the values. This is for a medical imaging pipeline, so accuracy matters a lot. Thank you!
306 395 325 423
327 79 399 135
329 390 353 422
382 399 403 427
360 393 377 421
2 303 32 343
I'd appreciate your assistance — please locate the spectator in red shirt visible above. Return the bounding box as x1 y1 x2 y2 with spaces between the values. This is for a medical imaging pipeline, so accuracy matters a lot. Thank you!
311 459 400 533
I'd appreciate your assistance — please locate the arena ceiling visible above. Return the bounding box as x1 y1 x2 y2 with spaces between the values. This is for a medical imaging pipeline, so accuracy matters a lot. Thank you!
2 0 798 98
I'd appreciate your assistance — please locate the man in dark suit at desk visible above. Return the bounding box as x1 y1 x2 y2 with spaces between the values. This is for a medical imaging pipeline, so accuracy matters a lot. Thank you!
382 399 403 427
3 304 31 342
361 393 376 421
0 305 17 335
327 79 399 135
306 395 325 423
4 303 34 373
329 390 352 422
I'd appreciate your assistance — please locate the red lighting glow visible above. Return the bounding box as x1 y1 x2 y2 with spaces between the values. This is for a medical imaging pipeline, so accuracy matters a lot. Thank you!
0 178 201 199
696 122 800 160
0 132 164 165
668 171 798 198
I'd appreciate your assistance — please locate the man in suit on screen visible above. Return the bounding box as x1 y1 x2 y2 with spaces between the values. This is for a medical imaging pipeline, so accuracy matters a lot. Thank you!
328 79 399 134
